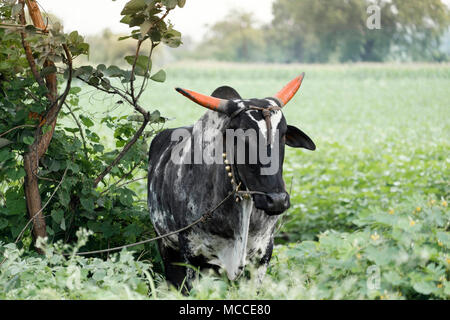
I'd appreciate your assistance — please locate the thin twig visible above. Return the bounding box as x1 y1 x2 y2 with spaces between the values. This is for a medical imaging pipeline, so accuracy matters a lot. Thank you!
156 9 171 25
0 23 47 33
116 177 146 189
136 41 157 101
24 88 41 102
0 124 36 138
35 175 58 183
77 76 133 105
99 161 143 196
130 39 143 103
64 102 89 160
101 177 146 196
93 118 149 188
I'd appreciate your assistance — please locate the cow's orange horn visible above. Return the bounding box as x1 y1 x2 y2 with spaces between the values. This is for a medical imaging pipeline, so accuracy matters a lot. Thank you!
176 88 229 113
274 73 305 107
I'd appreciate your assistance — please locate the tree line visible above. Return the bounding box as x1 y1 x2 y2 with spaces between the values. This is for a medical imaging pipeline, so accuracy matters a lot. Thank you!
188 0 450 63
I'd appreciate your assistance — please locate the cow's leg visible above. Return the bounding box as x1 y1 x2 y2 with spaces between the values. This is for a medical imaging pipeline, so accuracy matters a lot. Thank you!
157 240 188 291
178 233 200 292
255 238 274 284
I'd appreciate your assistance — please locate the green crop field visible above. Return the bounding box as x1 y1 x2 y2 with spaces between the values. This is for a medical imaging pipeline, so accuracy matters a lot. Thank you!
1 63 449 299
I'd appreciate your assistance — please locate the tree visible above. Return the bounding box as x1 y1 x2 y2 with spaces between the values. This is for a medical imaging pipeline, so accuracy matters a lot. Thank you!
0 0 185 256
194 10 266 62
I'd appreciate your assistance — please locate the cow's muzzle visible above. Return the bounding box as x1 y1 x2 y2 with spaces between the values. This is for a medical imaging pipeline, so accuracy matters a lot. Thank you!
253 192 290 215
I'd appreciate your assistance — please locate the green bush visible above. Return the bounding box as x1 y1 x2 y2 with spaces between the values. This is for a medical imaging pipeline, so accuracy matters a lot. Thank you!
0 229 160 299
1 196 447 299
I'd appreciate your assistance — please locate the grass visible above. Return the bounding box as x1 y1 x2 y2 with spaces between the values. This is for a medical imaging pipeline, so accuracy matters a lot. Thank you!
2 62 449 299
76 61 449 241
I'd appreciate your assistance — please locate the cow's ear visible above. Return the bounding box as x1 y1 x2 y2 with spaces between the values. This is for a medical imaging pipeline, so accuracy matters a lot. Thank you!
285 125 316 150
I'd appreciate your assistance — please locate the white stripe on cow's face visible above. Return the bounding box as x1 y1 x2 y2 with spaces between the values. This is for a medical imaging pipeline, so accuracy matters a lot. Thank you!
247 110 282 147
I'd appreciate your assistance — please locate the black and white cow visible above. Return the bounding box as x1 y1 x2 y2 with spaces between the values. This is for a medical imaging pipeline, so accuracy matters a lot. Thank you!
147 74 315 289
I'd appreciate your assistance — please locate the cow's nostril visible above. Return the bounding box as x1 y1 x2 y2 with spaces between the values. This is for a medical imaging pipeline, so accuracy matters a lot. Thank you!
266 193 290 213
253 193 290 215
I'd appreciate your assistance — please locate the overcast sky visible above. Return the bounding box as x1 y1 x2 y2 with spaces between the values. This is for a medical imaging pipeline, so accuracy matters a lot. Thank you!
34 0 450 43
37 0 274 42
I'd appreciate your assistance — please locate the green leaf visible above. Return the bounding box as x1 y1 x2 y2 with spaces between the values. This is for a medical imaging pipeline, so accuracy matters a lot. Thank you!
149 110 161 122
413 281 436 295
88 76 100 86
92 269 106 281
150 69 166 82
162 28 182 48
46 226 54 236
177 0 186 8
105 65 125 78
68 31 80 42
101 221 118 238
5 188 26 216
136 281 149 295
40 65 57 77
6 168 25 180
140 21 153 36
58 190 70 208
119 189 134 206
125 55 151 76
97 64 107 72
120 15 132 25
101 78 111 90
0 149 12 162
23 136 34 145
80 197 95 212
75 65 94 77
118 35 132 41
128 115 145 122
48 160 61 172
121 0 147 16
79 114 94 128
64 127 80 133
162 0 178 9
0 218 8 230
60 218 66 231
0 138 12 148
42 124 52 134
51 209 64 224
66 161 80 173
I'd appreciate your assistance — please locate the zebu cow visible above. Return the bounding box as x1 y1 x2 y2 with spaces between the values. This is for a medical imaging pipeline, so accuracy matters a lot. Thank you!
147 74 315 289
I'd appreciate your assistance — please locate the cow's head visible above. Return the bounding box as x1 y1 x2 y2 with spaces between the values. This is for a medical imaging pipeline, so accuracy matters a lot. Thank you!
176 74 315 215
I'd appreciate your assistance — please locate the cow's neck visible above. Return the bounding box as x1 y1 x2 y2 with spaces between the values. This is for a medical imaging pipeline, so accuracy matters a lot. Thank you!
194 109 229 144
192 109 254 204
